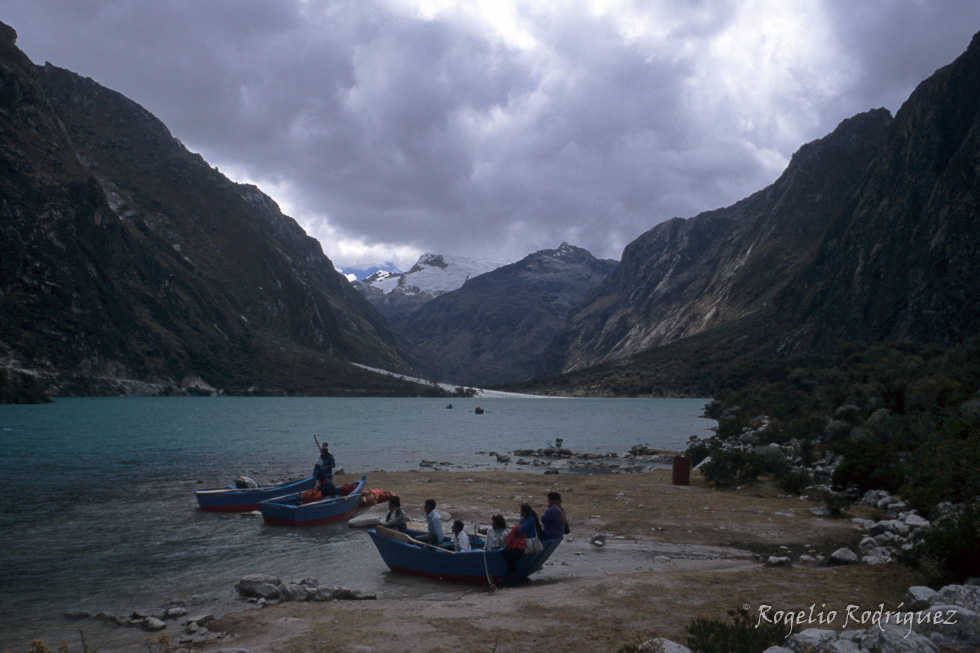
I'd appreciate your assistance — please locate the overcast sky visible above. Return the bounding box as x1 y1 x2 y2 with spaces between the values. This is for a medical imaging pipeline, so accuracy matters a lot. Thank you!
4 1 979 278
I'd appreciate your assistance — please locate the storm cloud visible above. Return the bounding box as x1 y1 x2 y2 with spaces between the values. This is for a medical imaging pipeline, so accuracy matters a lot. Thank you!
5 1 979 275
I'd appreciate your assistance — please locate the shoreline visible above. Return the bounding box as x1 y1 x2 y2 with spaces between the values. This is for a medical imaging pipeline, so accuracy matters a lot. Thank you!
43 468 923 653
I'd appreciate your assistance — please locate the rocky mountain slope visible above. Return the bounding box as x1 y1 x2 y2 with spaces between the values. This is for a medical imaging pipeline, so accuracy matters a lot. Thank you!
400 244 617 386
352 253 503 331
541 109 893 374
536 29 980 386
0 22 437 397
781 31 980 348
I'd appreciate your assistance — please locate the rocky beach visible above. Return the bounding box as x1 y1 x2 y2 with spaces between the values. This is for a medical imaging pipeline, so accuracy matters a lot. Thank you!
41 464 979 653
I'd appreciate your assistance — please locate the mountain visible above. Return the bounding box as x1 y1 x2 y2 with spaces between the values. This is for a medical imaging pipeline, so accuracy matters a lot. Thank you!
541 109 893 374
533 30 980 391
0 22 439 398
400 244 617 386
352 253 504 331
781 31 980 348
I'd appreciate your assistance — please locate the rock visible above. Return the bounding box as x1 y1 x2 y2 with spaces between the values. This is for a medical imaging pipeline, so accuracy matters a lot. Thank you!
235 574 282 599
590 534 606 548
929 584 980 611
761 648 794 653
638 638 693 652
165 607 188 619
142 617 167 632
766 556 792 567
349 513 381 528
855 623 939 652
905 586 936 610
797 554 819 567
829 548 859 565
544 469 560 475
186 613 215 628
279 582 313 602
912 604 979 651
904 513 931 529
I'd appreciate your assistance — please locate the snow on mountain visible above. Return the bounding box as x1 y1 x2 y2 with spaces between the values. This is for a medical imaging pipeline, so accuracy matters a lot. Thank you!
361 253 505 296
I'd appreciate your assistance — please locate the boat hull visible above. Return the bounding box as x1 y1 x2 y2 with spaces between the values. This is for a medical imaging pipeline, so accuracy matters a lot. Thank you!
367 526 562 585
259 475 366 526
194 476 316 512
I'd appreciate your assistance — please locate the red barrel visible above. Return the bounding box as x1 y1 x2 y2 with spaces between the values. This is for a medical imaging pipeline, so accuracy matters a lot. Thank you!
672 455 691 485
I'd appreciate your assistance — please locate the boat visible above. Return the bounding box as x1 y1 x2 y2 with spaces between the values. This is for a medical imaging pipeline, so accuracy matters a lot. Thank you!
259 474 367 526
474 406 484 414
367 525 562 585
195 476 316 512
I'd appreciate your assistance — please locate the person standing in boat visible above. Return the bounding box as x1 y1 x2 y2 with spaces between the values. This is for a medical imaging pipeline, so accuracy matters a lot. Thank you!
313 442 335 484
382 495 409 532
417 499 444 545
541 491 570 539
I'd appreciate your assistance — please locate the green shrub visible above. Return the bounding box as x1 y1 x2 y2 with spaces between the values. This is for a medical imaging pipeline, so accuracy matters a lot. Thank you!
700 449 766 488
685 437 711 467
777 470 811 495
902 504 980 584
686 607 786 653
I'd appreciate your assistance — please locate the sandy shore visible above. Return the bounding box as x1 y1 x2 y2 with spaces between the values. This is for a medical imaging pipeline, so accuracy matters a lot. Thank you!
196 469 919 653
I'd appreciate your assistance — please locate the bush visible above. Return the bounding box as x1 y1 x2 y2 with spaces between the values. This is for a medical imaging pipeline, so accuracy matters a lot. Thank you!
700 449 766 488
902 504 980 584
777 470 811 496
686 607 786 653
685 437 711 467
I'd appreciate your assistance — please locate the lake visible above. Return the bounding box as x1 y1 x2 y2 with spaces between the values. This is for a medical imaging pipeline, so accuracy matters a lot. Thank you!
0 396 714 650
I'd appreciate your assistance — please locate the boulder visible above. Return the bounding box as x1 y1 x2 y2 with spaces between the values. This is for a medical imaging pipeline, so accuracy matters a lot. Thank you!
349 513 381 528
906 586 937 610
829 548 859 565
929 584 980 611
854 623 938 652
911 604 979 651
766 556 792 567
638 638 692 652
235 575 282 599
142 617 167 632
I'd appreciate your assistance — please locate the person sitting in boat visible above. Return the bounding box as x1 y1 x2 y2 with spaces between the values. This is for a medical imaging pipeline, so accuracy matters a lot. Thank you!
234 476 258 489
450 520 472 552
541 491 570 539
382 495 409 532
315 476 336 499
502 503 543 580
416 499 444 545
484 514 507 549
313 442 335 485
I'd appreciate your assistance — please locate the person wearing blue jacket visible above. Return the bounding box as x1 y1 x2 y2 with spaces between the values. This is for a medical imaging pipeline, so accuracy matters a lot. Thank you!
313 442 335 484
502 503 542 583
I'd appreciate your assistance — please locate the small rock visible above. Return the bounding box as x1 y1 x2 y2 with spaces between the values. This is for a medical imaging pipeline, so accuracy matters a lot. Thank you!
829 548 859 565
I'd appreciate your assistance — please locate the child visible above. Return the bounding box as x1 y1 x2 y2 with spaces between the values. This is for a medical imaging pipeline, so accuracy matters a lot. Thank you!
450 519 472 551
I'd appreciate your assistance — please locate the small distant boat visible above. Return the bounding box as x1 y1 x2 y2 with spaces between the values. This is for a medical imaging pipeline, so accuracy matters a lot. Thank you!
259 475 367 527
195 476 316 512
446 403 453 409
367 526 562 585
474 406 484 414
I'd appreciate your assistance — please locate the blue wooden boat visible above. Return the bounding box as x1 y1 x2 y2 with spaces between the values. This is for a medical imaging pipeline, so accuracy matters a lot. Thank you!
367 525 562 585
195 476 316 512
260 475 366 526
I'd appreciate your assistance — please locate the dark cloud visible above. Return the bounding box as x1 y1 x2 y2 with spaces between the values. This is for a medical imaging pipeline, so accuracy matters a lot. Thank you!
5 1 979 273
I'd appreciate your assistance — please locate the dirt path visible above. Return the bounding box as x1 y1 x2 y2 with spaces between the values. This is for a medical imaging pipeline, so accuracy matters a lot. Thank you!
200 469 920 653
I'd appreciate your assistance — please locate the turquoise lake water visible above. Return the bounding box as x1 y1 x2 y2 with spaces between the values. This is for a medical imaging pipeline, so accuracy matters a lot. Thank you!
0 396 714 650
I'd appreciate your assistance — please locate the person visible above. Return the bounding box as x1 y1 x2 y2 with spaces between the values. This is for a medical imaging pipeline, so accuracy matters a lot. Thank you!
234 476 258 489
450 520 472 551
313 442 335 485
416 498 443 545
502 503 542 581
382 495 409 532
314 475 335 498
484 514 507 549
541 491 570 539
